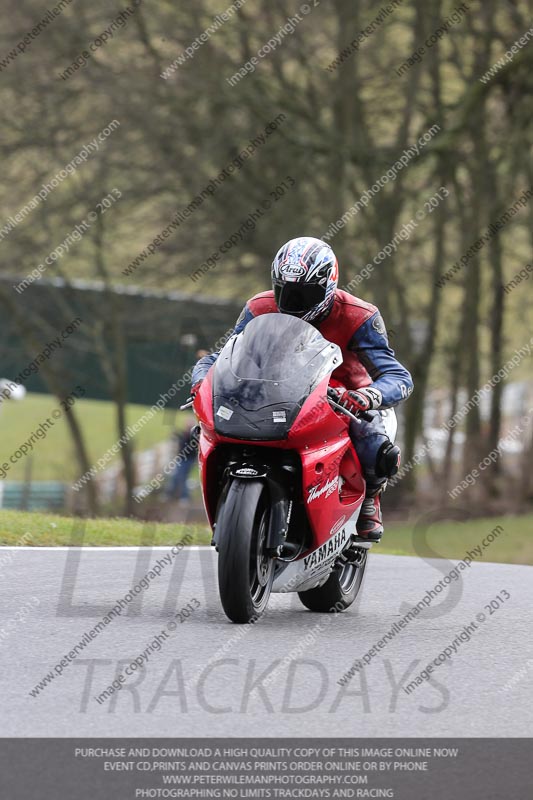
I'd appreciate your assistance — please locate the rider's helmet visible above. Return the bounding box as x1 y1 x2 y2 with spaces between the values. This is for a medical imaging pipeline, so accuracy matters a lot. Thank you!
271 237 338 323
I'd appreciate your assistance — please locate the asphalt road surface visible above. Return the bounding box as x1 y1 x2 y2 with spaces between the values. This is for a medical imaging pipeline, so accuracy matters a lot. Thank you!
2 545 532 736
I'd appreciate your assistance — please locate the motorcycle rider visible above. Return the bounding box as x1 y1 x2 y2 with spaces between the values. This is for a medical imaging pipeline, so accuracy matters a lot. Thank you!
191 236 413 541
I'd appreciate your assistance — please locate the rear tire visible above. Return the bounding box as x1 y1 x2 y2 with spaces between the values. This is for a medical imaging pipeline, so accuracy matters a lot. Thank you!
217 480 274 623
298 547 368 612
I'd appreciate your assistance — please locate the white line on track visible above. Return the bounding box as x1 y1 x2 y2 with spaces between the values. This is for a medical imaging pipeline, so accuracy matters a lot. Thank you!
0 546 208 551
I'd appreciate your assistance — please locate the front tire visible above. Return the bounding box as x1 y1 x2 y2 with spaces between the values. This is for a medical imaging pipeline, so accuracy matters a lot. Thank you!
217 480 274 623
298 547 368 612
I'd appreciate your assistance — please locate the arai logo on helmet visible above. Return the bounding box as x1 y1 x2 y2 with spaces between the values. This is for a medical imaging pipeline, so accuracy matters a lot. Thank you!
281 263 306 278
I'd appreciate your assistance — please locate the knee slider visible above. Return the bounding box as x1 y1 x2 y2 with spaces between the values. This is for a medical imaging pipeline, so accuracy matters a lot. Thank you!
376 441 401 478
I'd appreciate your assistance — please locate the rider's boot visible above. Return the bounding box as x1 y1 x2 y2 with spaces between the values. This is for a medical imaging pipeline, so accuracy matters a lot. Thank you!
356 482 385 542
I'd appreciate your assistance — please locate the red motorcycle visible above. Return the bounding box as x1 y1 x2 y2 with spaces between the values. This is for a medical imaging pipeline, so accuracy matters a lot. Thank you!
191 313 372 623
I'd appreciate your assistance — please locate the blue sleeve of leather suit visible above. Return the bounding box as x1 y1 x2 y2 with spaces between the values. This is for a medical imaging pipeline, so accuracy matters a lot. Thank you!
191 305 254 385
348 312 414 408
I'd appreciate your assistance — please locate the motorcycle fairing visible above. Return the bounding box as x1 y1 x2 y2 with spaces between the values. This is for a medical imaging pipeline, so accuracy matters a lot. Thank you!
212 314 342 440
271 509 371 593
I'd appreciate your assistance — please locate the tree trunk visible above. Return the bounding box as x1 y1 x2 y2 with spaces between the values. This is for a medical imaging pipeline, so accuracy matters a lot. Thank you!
401 6 448 489
441 343 463 500
93 213 136 516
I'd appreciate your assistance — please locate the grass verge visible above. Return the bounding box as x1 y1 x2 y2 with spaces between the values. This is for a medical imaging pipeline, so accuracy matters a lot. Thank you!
0 510 211 546
0 393 185 481
0 510 531 564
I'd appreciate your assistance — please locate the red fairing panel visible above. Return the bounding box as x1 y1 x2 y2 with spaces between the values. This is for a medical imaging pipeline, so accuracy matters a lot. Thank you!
290 378 366 545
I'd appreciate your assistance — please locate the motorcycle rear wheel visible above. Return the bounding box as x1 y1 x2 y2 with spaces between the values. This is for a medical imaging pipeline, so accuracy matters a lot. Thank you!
298 547 368 612
217 479 274 623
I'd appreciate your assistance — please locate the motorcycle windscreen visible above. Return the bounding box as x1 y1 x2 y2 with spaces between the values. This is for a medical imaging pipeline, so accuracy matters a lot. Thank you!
212 314 342 440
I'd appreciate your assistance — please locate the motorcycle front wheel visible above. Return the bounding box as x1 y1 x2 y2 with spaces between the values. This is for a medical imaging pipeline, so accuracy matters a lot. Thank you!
216 479 274 623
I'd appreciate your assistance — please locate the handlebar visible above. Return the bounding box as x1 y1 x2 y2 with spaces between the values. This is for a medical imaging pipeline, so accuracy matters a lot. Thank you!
326 388 374 422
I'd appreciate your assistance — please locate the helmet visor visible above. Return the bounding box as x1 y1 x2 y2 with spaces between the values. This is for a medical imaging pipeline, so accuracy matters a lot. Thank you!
273 281 326 316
